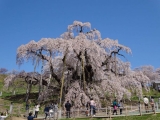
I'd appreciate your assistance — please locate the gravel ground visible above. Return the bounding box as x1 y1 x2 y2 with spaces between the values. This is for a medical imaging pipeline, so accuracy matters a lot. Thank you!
6 117 26 120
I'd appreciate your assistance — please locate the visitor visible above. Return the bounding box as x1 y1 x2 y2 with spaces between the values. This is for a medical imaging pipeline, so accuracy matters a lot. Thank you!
150 96 155 112
65 100 72 118
48 103 54 118
44 105 50 120
143 96 149 113
118 100 123 115
49 106 54 118
49 103 54 110
0 110 8 120
112 99 118 115
86 101 90 116
53 102 58 119
34 103 40 118
27 112 34 120
90 98 96 116
54 102 58 113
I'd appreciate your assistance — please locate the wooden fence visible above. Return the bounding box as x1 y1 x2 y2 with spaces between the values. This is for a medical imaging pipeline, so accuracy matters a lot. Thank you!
0 102 159 119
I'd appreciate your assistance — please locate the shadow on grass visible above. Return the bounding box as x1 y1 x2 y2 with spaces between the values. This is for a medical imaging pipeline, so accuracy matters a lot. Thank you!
2 92 38 103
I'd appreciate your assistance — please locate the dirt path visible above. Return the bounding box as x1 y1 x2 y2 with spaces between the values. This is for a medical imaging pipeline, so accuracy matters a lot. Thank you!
7 117 26 120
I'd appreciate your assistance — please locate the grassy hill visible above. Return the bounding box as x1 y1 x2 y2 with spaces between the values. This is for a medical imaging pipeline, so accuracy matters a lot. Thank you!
0 74 39 113
1 74 160 101
1 74 160 104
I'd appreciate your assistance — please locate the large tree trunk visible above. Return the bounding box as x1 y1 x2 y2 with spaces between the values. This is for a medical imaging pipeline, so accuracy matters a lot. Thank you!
25 82 30 102
38 62 43 98
25 80 33 103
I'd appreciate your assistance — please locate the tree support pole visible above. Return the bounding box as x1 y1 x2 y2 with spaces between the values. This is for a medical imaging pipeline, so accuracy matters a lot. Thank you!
59 49 68 118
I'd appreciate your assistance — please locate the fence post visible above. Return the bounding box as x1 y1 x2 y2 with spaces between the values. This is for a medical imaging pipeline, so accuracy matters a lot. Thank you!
78 108 79 117
18 106 21 116
9 102 13 114
142 103 144 110
109 107 111 120
125 106 127 116
154 103 156 114
106 107 107 116
73 108 75 120
0 91 2 96
58 108 62 119
139 103 142 116
56 110 58 120
98 107 99 113
13 90 15 95
32 107 35 116
156 102 158 110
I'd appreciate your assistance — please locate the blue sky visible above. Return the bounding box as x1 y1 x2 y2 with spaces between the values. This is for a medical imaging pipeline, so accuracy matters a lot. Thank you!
0 0 160 72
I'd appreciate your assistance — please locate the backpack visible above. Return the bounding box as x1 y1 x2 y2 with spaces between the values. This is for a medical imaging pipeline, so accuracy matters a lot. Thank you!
113 101 117 106
118 103 121 107
86 102 90 108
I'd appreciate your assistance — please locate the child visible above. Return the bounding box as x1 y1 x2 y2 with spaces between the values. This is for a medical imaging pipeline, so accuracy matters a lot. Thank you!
27 112 34 120
112 99 118 115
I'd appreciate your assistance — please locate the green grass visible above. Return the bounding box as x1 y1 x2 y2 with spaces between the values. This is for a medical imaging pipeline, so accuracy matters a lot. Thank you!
0 74 40 113
59 114 160 120
0 74 39 100
113 114 160 120
60 118 102 120
129 88 160 104
143 88 160 97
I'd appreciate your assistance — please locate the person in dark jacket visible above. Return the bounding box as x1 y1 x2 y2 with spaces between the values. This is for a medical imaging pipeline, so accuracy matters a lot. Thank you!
65 101 72 118
44 105 50 120
27 112 34 120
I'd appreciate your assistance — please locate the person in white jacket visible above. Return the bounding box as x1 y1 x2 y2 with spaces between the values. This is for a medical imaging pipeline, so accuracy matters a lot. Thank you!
143 96 149 113
0 110 8 120
34 104 40 118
